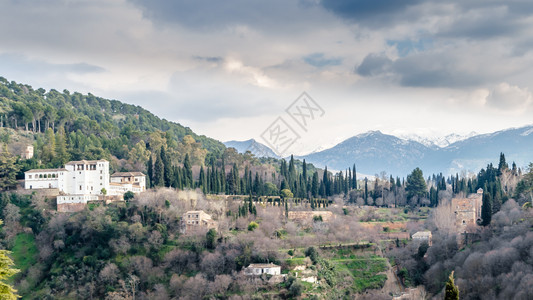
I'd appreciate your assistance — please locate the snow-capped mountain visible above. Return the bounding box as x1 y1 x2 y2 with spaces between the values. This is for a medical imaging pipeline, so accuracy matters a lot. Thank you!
299 125 533 176
398 132 478 148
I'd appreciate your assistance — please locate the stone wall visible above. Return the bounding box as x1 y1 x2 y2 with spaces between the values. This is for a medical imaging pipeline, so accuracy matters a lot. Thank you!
288 211 334 223
57 202 87 212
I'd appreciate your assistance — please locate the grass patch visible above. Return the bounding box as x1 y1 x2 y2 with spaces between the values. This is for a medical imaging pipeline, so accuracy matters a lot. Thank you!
10 233 38 273
333 256 388 293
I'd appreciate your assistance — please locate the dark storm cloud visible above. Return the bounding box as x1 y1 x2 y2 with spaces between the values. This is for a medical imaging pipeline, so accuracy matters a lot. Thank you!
356 52 487 88
127 0 322 33
320 0 423 27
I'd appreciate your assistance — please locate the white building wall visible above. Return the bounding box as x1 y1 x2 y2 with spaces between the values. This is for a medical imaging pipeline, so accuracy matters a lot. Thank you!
57 195 99 204
24 171 60 189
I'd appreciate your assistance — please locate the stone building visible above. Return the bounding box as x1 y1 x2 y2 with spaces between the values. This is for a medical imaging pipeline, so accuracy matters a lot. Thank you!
412 231 432 246
110 172 146 194
180 210 217 234
21 145 33 159
451 188 483 233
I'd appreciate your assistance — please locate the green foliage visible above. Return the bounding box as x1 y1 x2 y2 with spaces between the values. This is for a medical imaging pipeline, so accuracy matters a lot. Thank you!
305 247 319 264
247 221 258 231
123 191 134 201
406 167 427 200
445 271 459 300
0 220 19 300
0 152 20 191
481 192 492 226
206 229 217 250
280 188 293 199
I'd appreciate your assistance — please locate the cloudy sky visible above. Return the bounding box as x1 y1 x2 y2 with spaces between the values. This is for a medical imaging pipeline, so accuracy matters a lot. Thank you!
1 0 532 154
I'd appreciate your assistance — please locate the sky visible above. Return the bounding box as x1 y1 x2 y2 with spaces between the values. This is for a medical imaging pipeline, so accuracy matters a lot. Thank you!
1 0 533 155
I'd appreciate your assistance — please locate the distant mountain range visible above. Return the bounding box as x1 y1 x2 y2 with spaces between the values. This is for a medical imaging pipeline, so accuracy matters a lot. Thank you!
226 125 533 176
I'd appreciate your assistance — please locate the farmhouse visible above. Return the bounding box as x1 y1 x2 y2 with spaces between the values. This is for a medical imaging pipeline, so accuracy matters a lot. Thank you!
244 263 281 276
180 210 217 234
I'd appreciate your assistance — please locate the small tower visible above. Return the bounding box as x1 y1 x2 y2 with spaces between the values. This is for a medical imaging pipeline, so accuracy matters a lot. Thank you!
22 145 34 159
477 188 483 194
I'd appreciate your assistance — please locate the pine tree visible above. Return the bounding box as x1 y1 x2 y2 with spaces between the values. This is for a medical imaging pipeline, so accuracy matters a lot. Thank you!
406 168 427 200
444 271 459 300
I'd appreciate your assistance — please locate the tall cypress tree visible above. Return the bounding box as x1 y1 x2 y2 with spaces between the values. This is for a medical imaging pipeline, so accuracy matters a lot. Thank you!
352 164 357 190
147 154 154 188
161 146 172 187
481 192 492 226
154 150 164 187
445 271 459 300
183 153 192 188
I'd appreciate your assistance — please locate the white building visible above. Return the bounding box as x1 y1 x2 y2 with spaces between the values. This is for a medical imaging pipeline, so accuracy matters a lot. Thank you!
25 160 110 195
244 263 281 276
110 172 146 194
24 160 145 210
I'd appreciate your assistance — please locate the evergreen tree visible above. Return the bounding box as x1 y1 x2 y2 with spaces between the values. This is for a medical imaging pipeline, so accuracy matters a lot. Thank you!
147 154 153 188
498 152 508 174
0 220 19 300
481 192 492 226
364 177 368 204
311 172 319 198
0 151 21 191
54 125 69 165
153 149 164 187
183 153 193 188
444 271 459 300
352 164 357 190
161 146 172 187
406 168 427 200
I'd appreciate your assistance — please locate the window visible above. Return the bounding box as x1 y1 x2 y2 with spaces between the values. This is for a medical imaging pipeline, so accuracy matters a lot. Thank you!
100 170 102 174
29 175 32 179
80 185 82 190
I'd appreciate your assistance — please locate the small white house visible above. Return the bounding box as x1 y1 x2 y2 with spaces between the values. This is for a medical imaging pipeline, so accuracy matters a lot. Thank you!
412 231 432 246
244 263 281 276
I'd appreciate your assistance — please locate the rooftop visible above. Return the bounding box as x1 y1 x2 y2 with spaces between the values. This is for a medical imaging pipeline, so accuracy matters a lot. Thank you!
25 168 68 173
111 172 145 177
65 159 108 165
247 263 280 269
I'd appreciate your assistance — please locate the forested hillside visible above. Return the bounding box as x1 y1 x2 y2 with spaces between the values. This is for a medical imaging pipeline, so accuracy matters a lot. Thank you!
0 77 224 172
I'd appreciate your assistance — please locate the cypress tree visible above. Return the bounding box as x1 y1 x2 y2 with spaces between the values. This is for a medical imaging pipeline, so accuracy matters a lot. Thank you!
445 271 459 300
147 153 153 188
352 164 357 189
183 153 192 188
154 150 164 187
481 192 492 226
